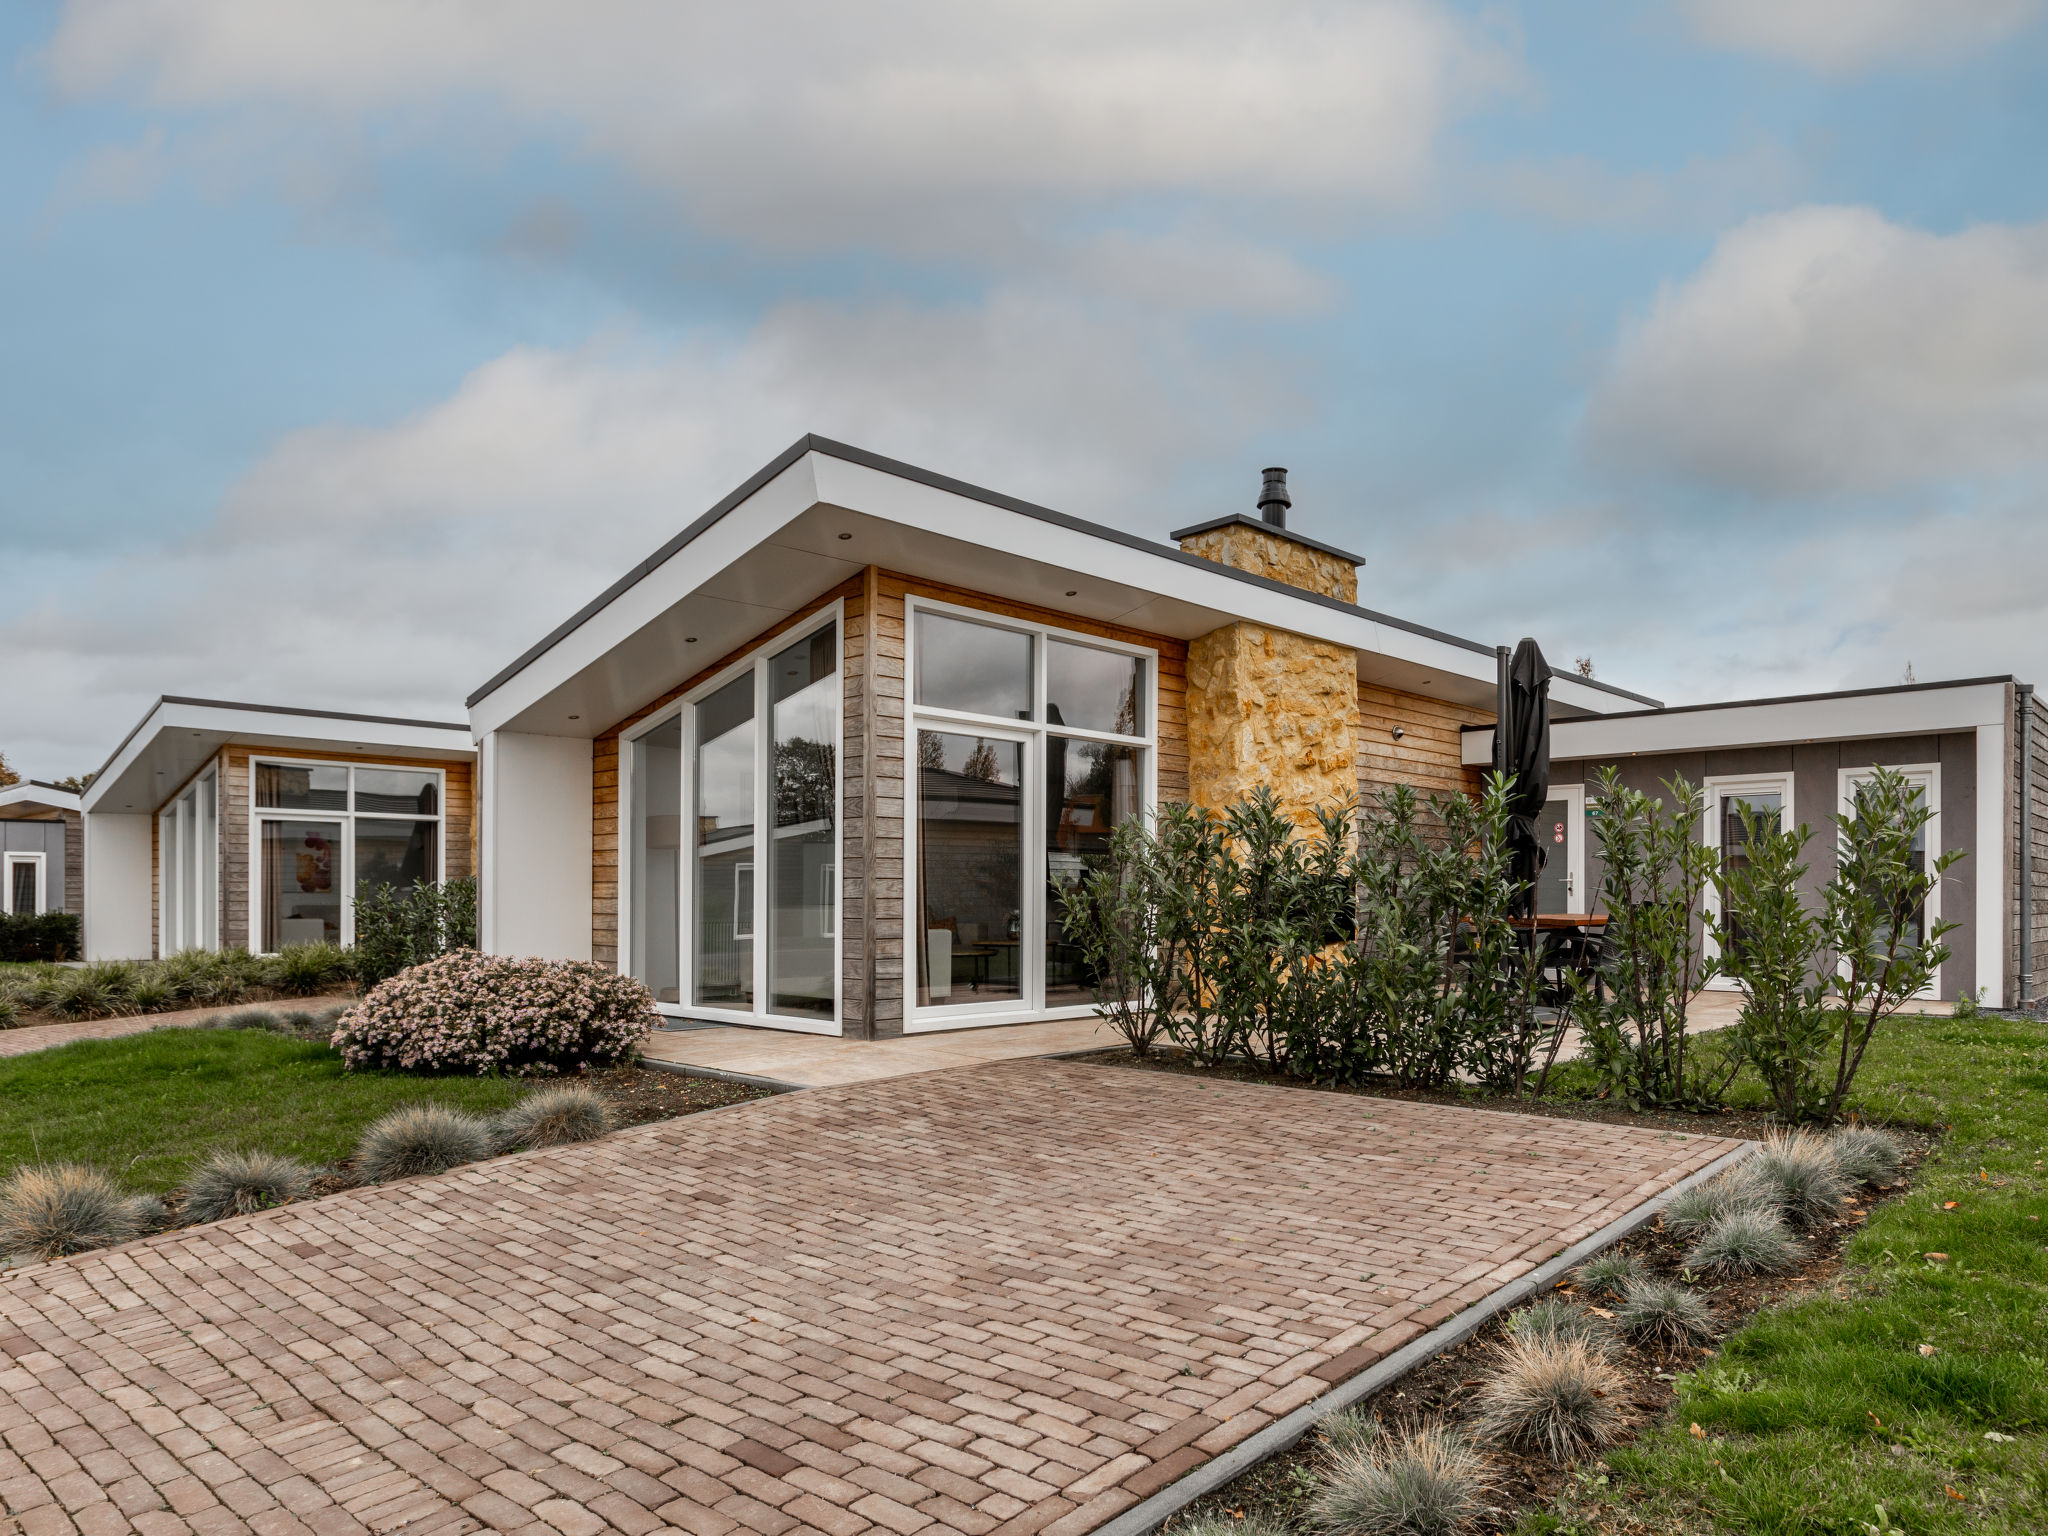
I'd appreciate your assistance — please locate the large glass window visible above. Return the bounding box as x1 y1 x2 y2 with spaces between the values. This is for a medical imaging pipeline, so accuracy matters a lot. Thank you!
770 628 838 1019
630 717 682 1004
160 767 220 953
626 615 844 1027
252 760 445 952
909 603 1152 1026
916 731 1025 1007
693 674 756 1009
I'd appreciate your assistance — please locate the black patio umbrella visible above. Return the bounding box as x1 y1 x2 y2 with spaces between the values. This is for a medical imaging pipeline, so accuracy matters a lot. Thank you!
1498 637 1554 921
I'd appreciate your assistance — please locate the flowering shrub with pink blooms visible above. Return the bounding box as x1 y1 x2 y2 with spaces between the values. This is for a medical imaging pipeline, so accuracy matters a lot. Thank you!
332 951 655 1075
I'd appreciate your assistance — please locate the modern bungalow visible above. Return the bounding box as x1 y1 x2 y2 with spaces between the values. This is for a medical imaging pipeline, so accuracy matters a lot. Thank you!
79 697 477 961
0 780 83 921
1462 676 2046 1007
465 436 1652 1038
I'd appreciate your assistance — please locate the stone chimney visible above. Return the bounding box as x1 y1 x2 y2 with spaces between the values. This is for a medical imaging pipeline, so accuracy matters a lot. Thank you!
1172 469 1363 824
1169 467 1362 604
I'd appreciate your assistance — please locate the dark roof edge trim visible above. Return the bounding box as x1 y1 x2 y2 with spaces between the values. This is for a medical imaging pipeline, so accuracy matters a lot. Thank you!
464 433 1665 713
1164 512 1366 568
93 696 471 788
1456 673 2020 733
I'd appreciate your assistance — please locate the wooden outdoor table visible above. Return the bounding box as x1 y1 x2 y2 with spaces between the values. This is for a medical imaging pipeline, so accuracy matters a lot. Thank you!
1514 913 1610 930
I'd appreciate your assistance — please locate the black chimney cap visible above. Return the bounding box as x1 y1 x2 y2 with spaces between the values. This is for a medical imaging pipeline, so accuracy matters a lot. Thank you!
1258 467 1290 528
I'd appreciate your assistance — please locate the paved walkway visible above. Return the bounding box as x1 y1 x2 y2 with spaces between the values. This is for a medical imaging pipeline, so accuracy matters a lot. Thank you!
641 1019 1123 1087
0 996 358 1059
0 1059 1738 1536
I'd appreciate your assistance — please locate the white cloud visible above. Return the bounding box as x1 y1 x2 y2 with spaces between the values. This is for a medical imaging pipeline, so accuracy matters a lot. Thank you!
1583 205 2048 495
0 294 1287 772
1682 0 2041 72
45 0 1506 259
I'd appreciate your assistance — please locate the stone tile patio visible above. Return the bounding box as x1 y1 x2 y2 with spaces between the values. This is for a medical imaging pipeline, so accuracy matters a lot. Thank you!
0 1060 1740 1536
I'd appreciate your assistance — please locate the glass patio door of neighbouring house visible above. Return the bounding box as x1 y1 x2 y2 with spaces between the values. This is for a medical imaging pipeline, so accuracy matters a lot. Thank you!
1702 773 1793 984
1840 765 1941 996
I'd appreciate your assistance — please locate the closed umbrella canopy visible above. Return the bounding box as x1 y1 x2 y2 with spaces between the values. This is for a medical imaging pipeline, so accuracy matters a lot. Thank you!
1501 637 1553 918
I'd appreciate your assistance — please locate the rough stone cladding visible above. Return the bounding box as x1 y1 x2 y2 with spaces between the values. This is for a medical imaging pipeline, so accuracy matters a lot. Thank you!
1180 522 1358 603
1187 625 1360 823
589 569 1187 1039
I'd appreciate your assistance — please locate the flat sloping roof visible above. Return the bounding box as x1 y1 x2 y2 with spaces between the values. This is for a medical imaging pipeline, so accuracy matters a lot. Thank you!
466 435 1659 733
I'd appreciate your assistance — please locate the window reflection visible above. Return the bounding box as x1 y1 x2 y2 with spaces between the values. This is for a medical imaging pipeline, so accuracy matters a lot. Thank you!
1045 739 1141 1007
262 820 342 950
916 730 1023 1008
694 675 756 1008
1719 791 1783 961
1046 641 1142 736
915 612 1033 720
769 627 838 1019
631 717 682 1004
256 763 347 811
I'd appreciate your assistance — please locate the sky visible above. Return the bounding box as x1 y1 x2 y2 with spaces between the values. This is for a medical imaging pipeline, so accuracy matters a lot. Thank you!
3 0 2045 778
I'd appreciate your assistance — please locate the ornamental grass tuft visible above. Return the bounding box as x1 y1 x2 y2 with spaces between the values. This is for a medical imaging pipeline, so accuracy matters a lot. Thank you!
1661 1169 1769 1236
1177 1518 1291 1536
1684 1206 1806 1276
354 1105 493 1183
492 1084 616 1152
1743 1131 1850 1229
1574 1249 1644 1298
0 1164 140 1260
1827 1124 1903 1186
1311 1423 1489 1536
1506 1297 1615 1354
181 1150 314 1224
1613 1278 1717 1349
1319 1407 1381 1460
1473 1335 1628 1464
125 1193 170 1233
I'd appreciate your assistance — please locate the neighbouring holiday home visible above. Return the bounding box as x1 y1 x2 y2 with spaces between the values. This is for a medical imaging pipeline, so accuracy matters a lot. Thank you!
0 780 82 920
78 697 476 961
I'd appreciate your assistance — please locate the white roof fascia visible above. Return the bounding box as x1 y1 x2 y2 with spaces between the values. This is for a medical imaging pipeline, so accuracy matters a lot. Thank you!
83 699 474 814
1461 680 2011 766
468 454 824 739
0 784 81 815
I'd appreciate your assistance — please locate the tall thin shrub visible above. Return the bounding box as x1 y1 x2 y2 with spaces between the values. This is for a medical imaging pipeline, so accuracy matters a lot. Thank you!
352 875 480 985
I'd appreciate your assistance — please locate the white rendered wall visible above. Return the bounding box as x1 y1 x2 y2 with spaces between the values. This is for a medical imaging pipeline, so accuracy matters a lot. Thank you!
83 812 154 960
480 730 594 961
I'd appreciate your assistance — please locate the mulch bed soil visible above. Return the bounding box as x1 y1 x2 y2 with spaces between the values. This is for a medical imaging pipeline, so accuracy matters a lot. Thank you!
1082 1048 1940 1534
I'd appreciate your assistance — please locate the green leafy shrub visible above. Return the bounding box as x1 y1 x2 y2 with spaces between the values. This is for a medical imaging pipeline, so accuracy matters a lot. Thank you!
0 910 81 962
267 942 355 996
49 962 139 1019
333 951 654 1075
181 1150 314 1223
492 1085 616 1151
352 876 479 986
1715 767 1957 1123
1684 1207 1805 1276
1311 1422 1488 1536
1474 1335 1628 1463
354 1105 492 1182
0 1163 140 1260
1613 1278 1716 1348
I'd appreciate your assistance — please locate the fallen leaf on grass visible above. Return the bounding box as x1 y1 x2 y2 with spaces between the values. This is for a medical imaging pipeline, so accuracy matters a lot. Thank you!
1984 1431 2015 1443
1919 1344 1939 1356
1943 1201 1959 1210
1924 1252 1949 1262
1588 1306 1616 1319
1945 1486 1966 1502
1690 1423 1707 1440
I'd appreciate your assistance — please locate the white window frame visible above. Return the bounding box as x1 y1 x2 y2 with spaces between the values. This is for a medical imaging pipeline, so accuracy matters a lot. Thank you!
1701 771 1796 989
249 758 447 954
156 765 219 954
1839 763 1942 1001
904 595 1158 1033
3 851 47 916
618 600 844 1036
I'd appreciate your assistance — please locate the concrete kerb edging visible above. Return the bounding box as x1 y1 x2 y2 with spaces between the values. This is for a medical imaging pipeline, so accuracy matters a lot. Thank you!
637 1054 808 1094
1089 1137 1761 1536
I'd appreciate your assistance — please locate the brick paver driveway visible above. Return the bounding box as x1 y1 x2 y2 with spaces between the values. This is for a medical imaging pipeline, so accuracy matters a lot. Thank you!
0 1061 1739 1536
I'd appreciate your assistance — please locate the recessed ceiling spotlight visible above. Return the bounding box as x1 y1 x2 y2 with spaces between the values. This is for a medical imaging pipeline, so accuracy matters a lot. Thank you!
685 636 698 644
838 532 853 541
568 714 580 721
1065 589 1078 597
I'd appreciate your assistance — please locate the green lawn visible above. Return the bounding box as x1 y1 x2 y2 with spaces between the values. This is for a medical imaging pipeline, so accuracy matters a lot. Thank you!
0 1026 532 1193
1549 1012 2048 1535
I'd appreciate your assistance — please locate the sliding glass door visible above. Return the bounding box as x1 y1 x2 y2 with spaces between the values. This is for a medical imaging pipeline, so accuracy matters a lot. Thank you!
159 766 220 954
624 609 841 1031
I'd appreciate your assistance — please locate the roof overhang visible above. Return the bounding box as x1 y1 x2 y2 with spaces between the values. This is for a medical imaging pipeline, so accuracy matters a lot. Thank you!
468 436 1657 740
1461 676 2015 767
0 782 80 818
82 698 476 816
